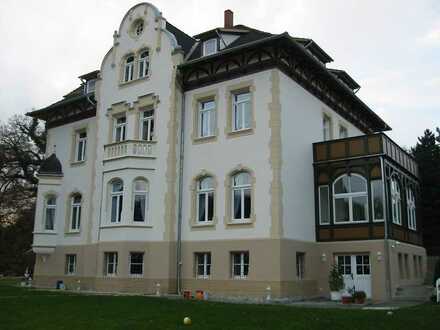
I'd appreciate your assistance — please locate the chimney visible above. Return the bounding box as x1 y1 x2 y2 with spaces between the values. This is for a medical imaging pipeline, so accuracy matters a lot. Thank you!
224 9 233 28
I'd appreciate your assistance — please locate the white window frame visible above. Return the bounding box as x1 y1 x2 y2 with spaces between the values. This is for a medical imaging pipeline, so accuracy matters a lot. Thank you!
196 177 214 223
86 79 96 94
129 252 144 277
113 116 127 142
138 51 149 78
232 92 251 131
70 194 81 231
391 178 402 225
332 174 369 224
371 180 385 222
406 187 417 230
110 180 123 223
198 100 215 138
75 131 87 162
232 172 252 222
339 124 348 138
140 109 154 141
318 185 330 225
323 114 332 141
65 254 77 275
133 180 148 223
124 56 134 82
104 252 118 276
44 196 56 231
203 38 217 56
231 251 249 279
195 252 211 279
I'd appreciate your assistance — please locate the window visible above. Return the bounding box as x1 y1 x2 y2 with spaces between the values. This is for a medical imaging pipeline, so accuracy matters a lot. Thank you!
232 92 251 131
231 252 249 279
133 180 148 222
391 178 402 225
104 252 118 276
203 38 217 56
86 79 96 94
337 255 352 275
406 187 416 230
413 255 418 278
198 100 215 137
418 256 423 278
134 20 144 36
296 252 305 280
323 115 332 141
232 172 251 221
371 180 384 222
110 180 123 223
197 177 214 223
70 194 81 231
318 185 330 224
75 131 87 162
339 125 348 138
404 253 410 279
195 252 211 279
333 174 368 223
114 116 127 142
44 196 56 230
129 252 144 276
65 254 76 275
140 109 154 141
355 255 370 275
138 51 149 78
124 56 134 82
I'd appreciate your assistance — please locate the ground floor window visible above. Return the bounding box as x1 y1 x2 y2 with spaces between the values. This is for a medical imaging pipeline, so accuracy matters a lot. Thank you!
398 253 404 279
231 251 249 279
296 252 305 280
65 254 76 275
195 252 211 279
129 252 144 276
104 252 118 276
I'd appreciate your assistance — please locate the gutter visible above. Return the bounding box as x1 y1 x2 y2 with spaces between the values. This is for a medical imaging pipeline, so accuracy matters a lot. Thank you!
381 156 393 301
176 91 186 294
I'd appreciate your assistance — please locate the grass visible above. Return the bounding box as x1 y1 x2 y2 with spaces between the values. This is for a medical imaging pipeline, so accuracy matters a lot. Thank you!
0 278 439 330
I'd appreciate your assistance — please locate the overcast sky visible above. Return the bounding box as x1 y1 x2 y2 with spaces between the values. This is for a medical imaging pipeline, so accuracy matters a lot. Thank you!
0 0 438 147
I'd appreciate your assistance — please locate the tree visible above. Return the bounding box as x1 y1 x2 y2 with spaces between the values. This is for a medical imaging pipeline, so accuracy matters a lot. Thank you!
0 114 45 274
412 129 440 257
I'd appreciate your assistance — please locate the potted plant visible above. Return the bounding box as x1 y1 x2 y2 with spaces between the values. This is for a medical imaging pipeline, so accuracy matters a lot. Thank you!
353 291 367 304
328 264 344 301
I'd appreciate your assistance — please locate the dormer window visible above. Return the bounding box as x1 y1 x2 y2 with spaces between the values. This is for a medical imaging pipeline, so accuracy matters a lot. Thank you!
86 79 96 94
124 56 134 82
138 51 149 78
203 38 218 56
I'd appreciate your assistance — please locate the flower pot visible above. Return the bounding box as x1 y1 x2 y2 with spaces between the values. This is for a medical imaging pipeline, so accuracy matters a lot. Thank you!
341 295 353 304
330 291 342 301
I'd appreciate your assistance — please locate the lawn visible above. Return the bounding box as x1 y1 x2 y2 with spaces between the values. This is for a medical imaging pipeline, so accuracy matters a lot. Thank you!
0 278 439 330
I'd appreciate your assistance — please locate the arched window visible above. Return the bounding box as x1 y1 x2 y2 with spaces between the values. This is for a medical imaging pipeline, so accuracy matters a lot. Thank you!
124 55 134 82
138 50 149 78
197 177 214 223
133 179 148 222
110 180 123 223
134 20 144 36
406 187 416 230
44 195 57 230
333 174 368 223
71 194 82 231
232 172 251 221
390 177 402 225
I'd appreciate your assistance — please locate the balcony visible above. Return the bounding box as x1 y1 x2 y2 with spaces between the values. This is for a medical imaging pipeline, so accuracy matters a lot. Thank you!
103 140 156 161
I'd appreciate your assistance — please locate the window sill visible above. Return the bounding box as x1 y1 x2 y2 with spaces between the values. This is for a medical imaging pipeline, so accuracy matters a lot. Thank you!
65 230 81 235
227 128 254 139
70 160 86 167
128 274 144 279
196 275 210 280
100 224 153 229
232 276 248 280
192 135 217 145
190 221 216 231
119 75 150 88
333 220 369 225
33 231 57 235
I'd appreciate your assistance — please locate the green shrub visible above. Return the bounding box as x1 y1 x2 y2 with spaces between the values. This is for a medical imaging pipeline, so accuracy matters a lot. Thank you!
433 259 440 286
329 264 344 291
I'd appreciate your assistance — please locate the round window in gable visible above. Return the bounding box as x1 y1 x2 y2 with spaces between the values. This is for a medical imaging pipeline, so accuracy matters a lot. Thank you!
134 20 144 36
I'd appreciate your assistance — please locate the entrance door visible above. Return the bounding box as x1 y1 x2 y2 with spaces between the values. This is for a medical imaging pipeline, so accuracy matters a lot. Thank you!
336 254 372 298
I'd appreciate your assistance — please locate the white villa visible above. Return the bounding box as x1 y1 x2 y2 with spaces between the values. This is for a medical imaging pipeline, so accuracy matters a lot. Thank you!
28 2 426 301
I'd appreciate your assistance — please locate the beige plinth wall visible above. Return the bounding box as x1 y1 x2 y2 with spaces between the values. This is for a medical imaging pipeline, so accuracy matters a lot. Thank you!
33 239 426 301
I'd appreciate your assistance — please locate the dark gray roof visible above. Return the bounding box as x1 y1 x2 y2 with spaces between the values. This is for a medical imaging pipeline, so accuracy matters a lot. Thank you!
166 21 196 55
39 154 63 175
